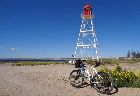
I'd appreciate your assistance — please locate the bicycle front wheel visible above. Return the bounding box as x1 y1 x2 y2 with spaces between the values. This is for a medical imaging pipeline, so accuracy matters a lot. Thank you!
92 72 114 94
69 70 83 87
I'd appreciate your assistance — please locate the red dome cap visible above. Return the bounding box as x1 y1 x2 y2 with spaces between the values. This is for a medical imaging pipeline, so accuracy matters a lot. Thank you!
84 3 92 9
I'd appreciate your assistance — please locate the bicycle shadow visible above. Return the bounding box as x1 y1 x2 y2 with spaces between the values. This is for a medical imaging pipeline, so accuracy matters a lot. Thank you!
70 82 118 95
70 82 90 88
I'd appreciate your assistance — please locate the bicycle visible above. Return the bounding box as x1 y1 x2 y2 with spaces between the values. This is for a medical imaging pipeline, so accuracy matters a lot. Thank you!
69 55 115 94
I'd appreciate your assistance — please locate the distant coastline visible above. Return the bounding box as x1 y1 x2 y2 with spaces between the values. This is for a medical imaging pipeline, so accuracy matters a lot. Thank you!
0 58 70 63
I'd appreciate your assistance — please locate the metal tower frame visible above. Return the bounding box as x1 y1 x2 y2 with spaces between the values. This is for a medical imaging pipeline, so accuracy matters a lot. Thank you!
75 14 100 60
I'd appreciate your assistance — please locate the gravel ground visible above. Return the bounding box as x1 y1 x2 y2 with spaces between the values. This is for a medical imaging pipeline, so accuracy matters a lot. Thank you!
0 63 140 96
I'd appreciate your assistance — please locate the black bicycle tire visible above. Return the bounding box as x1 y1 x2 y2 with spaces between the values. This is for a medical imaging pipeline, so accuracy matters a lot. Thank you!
92 71 114 94
69 70 83 86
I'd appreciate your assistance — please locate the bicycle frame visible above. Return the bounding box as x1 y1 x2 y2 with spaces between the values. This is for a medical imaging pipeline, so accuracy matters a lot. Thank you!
71 55 103 84
91 67 104 84
79 65 103 84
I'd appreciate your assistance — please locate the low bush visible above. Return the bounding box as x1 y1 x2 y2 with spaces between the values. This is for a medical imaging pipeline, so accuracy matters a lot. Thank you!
99 65 140 88
132 79 140 88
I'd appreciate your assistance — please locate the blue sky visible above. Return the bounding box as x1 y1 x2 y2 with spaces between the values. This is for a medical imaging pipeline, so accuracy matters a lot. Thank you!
0 0 140 58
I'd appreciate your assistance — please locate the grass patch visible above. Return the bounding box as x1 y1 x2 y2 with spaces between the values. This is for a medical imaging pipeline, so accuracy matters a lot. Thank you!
84 58 118 65
12 61 65 66
0 62 5 64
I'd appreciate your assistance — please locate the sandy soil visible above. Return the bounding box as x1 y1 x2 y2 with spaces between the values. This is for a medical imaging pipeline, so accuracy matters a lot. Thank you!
0 63 140 96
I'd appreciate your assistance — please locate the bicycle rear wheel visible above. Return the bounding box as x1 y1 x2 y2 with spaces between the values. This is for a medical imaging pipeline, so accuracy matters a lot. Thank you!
92 72 114 94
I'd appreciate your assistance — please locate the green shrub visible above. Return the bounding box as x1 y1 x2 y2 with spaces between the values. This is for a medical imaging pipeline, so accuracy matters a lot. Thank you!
99 66 139 87
132 79 140 88
116 64 122 72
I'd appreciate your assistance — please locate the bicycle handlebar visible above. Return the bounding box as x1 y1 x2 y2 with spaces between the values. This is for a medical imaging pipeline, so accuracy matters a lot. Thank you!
71 55 101 68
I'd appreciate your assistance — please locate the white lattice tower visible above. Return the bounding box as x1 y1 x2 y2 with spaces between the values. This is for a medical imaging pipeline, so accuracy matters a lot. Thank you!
75 3 100 60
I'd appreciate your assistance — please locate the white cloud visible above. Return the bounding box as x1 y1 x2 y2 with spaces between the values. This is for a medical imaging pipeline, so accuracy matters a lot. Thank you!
10 48 16 51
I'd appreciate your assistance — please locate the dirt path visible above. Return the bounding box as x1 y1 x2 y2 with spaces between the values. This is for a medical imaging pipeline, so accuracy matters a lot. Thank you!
0 64 140 96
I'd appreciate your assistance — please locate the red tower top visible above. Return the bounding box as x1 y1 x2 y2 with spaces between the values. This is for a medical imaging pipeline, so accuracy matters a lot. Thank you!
84 3 92 15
